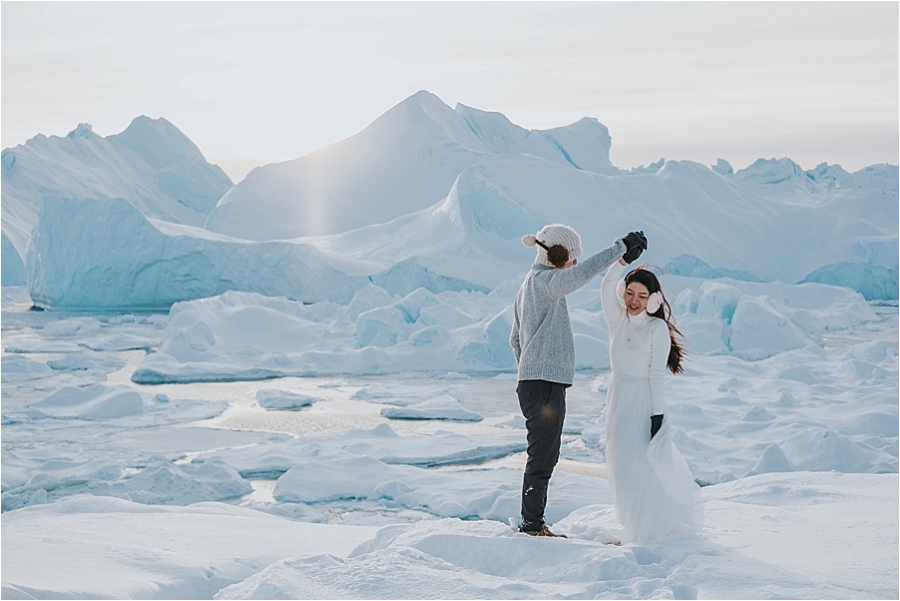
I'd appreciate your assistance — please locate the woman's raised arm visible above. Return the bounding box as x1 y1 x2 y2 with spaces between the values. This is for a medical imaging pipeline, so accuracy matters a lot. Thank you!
600 258 627 328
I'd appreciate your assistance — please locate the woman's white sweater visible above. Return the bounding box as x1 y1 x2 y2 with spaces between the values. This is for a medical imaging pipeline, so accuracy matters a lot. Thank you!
601 260 671 415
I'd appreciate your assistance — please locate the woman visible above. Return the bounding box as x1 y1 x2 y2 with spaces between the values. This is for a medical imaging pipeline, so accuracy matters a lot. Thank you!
600 254 703 543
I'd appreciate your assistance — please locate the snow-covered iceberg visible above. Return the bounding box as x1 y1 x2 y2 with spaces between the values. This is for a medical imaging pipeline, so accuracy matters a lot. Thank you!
131 275 875 384
204 91 618 241
130 288 520 383
26 197 366 311
14 92 898 311
2 117 232 273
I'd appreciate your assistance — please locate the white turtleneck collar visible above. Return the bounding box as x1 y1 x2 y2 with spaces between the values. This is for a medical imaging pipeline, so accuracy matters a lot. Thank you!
626 310 651 325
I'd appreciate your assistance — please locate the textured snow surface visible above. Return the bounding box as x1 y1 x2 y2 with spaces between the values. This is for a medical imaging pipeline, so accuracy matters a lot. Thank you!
7 474 888 600
2 496 379 600
214 473 898 601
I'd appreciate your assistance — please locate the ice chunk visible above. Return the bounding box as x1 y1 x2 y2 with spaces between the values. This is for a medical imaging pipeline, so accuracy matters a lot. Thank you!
381 395 482 421
1 458 251 511
80 333 156 351
458 308 516 369
1 355 53 381
256 389 320 411
46 353 126 373
27 385 145 420
370 258 490 297
355 306 410 347
729 297 809 359
40 317 102 337
777 365 820 384
696 282 742 323
347 284 394 321
673 288 700 314
17 384 226 426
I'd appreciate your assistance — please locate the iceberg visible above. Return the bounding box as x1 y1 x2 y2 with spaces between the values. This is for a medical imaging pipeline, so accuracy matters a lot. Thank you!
26 197 366 311
13 93 898 310
2 117 232 275
800 262 899 300
204 91 618 241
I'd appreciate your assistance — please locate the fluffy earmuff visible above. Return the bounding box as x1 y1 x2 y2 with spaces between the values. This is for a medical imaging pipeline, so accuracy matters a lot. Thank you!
616 279 626 300
646 292 663 314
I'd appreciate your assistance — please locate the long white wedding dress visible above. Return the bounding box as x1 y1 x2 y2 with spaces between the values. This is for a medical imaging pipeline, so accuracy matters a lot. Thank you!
601 261 703 543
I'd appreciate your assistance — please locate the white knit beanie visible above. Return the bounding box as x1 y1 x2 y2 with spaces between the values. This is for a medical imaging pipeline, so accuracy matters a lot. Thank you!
522 223 583 267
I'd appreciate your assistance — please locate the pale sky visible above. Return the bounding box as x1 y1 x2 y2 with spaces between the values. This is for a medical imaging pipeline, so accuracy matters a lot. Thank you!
2 1 897 182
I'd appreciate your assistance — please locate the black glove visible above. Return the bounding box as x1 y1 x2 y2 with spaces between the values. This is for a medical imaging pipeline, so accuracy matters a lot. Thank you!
622 231 648 264
650 414 663 439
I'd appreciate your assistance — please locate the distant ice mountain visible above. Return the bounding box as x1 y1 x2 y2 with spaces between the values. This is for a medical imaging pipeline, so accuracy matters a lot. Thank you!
203 91 618 241
11 91 899 309
733 157 899 196
1 117 232 275
311 155 897 288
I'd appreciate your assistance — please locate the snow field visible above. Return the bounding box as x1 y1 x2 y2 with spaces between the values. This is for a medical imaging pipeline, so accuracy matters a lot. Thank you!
4 474 894 600
1 496 379 600
2 90 897 599
1 286 897 598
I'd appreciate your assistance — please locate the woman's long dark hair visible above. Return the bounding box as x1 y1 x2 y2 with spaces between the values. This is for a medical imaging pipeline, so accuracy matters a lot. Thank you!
624 265 685 374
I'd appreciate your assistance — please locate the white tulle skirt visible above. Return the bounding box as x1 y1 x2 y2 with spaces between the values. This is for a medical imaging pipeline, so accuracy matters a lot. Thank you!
605 371 704 543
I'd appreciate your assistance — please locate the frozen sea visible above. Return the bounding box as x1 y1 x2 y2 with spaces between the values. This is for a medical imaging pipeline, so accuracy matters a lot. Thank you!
1 285 897 599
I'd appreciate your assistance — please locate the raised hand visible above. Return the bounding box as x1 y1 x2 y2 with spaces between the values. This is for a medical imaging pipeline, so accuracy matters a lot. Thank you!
622 231 647 264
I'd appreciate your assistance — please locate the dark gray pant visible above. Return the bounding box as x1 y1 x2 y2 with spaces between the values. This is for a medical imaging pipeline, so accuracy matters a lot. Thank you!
517 379 567 531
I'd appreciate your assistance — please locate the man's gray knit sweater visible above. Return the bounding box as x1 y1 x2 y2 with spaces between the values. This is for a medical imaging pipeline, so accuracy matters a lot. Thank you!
510 240 626 385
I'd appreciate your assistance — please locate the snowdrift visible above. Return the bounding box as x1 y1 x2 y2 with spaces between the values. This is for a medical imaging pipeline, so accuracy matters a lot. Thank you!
5 473 893 599
217 473 897 600
1 117 232 272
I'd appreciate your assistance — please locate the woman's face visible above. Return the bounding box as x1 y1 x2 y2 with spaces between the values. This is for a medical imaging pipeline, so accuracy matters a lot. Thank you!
624 281 650 315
